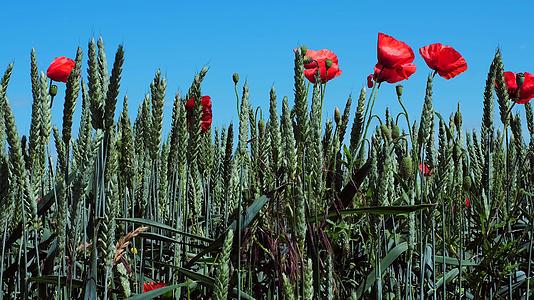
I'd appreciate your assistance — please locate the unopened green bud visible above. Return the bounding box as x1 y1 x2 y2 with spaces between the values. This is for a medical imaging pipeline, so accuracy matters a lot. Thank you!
258 119 265 133
49 84 58 97
396 84 404 97
391 124 401 140
325 59 333 69
399 156 413 179
334 107 341 125
232 73 239 85
463 175 472 191
517 72 525 89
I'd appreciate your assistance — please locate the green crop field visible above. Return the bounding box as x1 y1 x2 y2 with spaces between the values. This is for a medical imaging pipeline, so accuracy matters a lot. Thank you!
0 33 533 299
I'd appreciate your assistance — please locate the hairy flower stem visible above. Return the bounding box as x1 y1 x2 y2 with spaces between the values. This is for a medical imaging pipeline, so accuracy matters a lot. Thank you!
234 82 240 115
396 94 414 145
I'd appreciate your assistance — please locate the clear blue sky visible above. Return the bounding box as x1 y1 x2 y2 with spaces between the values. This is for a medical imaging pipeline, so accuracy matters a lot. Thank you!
1 1 533 137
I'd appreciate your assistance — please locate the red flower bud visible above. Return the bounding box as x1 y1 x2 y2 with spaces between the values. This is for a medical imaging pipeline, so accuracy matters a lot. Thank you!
367 74 374 88
47 56 75 83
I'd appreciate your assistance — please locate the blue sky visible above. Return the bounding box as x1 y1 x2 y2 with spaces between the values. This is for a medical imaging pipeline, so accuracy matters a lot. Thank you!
1 1 533 137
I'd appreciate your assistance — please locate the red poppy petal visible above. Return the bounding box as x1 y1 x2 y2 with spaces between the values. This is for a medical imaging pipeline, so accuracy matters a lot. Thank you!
518 72 534 104
374 63 416 84
435 46 468 79
325 64 342 82
377 33 415 68
419 43 444 71
503 72 518 99
47 56 75 83
304 68 318 83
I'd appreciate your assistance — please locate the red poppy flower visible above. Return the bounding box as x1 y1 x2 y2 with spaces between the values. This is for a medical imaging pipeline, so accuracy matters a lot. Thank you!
367 74 374 88
185 95 213 132
501 72 534 104
46 56 75 83
419 163 431 176
303 49 342 84
143 281 166 292
465 197 470 207
419 43 467 79
373 33 416 83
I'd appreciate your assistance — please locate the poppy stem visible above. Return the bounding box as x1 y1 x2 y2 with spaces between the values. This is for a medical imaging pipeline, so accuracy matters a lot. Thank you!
506 101 516 118
432 70 438 78
49 80 55 108
396 94 413 145
234 82 240 115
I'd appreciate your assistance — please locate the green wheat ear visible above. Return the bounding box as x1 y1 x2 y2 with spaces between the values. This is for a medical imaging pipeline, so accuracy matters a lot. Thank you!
89 37 104 130
293 47 308 146
349 88 366 155
62 47 83 154
104 44 125 136
268 86 281 176
214 229 234 300
303 258 314 300
118 95 135 197
525 102 534 138
282 274 296 300
150 69 166 160
418 74 434 150
493 49 510 126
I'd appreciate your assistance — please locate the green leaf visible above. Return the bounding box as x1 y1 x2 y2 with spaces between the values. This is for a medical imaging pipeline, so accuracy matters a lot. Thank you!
356 242 409 298
116 218 213 243
434 256 478 266
231 287 256 300
429 268 459 296
125 282 197 300
174 267 215 288
328 204 436 219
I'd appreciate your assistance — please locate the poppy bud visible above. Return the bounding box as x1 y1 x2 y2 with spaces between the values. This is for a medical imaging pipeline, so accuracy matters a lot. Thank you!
463 175 472 191
396 84 404 97
399 156 413 179
325 59 333 69
367 74 374 88
232 73 239 85
391 124 401 140
300 45 308 56
49 84 58 97
334 107 341 125
258 119 265 133
303 56 313 65
516 72 525 89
